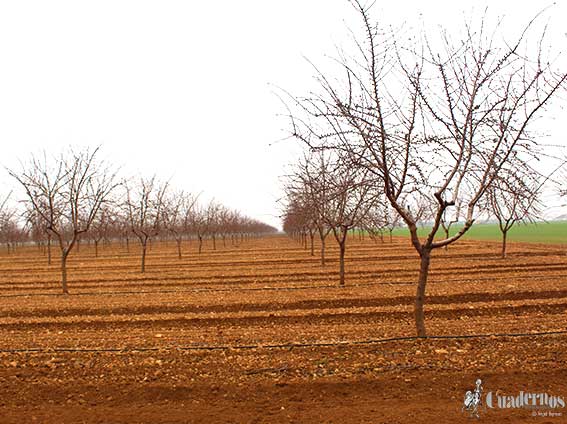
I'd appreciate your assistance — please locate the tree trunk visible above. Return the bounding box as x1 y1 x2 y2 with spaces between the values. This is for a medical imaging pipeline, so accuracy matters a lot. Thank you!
339 241 346 287
94 240 99 258
320 235 326 266
415 249 431 337
212 234 216 250
309 231 315 256
198 235 203 254
61 252 69 294
141 240 147 273
47 235 52 265
176 238 182 259
501 230 508 258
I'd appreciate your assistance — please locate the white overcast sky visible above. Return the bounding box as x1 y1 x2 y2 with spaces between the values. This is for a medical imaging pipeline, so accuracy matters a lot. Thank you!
1 0 565 228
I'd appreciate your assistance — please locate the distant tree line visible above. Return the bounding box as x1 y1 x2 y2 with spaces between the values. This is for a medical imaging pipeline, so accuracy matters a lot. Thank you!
1 146 277 294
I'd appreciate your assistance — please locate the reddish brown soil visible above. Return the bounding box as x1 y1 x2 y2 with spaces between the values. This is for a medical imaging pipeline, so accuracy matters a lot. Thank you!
0 236 566 423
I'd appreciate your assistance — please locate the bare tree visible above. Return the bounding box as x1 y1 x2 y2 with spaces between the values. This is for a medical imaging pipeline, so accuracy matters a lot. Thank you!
484 163 544 258
285 154 375 286
281 194 310 246
323 159 375 286
124 176 169 272
216 206 248 248
90 205 116 258
163 190 197 259
237 214 278 239
187 203 208 254
0 193 13 251
287 151 335 264
116 211 132 253
282 180 316 254
0 193 25 253
23 205 53 263
206 201 222 251
362 202 400 243
285 2 567 335
8 147 117 293
0 211 24 253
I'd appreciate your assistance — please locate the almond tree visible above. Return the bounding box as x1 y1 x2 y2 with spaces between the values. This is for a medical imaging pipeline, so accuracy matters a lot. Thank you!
219 208 238 247
0 193 12 251
362 202 400 243
282 182 315 251
124 176 169 272
8 147 117 293
286 1 567 335
0 194 24 253
116 211 133 253
281 195 309 245
237 215 277 239
206 201 222 251
90 205 116 258
322 159 375 286
484 164 543 258
285 154 376 285
163 190 197 259
23 206 52 263
287 151 334 264
188 203 208 254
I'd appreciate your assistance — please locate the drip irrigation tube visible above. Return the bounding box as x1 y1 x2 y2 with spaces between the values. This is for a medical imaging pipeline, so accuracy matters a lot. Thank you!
1 329 566 354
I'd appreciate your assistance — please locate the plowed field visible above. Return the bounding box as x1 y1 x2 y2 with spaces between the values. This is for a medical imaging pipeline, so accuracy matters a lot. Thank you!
1 235 566 423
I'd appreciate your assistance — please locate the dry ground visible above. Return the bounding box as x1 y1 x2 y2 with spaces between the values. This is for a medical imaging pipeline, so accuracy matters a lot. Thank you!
0 235 566 423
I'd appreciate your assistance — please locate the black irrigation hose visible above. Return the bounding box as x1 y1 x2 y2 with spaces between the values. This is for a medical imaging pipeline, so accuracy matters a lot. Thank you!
0 283 376 298
1 329 566 354
0 273 564 299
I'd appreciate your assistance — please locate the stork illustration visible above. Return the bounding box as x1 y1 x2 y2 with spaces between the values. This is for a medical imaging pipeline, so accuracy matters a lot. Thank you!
462 379 483 418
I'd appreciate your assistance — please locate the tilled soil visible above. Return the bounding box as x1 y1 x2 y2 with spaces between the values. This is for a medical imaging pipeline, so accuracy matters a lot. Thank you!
0 236 566 423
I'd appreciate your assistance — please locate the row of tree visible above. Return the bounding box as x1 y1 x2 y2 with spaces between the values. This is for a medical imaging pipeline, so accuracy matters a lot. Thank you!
1 147 277 294
282 149 549 281
280 1 567 337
